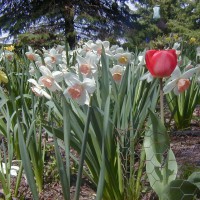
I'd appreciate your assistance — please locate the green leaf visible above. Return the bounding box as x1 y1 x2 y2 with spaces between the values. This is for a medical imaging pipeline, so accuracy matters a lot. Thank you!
163 179 200 200
17 121 39 200
147 109 170 163
52 132 70 200
187 172 200 189
144 110 177 198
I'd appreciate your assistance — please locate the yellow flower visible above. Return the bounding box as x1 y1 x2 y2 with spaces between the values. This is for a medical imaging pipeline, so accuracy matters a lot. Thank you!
173 34 179 40
4 45 15 52
0 70 8 83
189 37 196 44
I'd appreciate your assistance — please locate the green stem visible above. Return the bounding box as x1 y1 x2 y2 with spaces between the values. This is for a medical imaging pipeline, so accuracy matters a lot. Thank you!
63 95 71 194
135 148 146 200
74 97 92 200
160 78 164 124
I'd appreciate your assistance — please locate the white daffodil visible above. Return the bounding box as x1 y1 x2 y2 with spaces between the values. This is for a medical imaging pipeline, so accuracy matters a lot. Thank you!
44 48 62 70
59 63 69 76
56 45 65 54
93 39 111 56
25 46 40 61
28 78 52 99
196 46 200 61
114 51 132 65
110 65 124 83
140 71 154 83
38 65 63 92
163 66 200 95
137 50 146 66
77 40 94 56
1 51 14 61
64 73 96 105
109 44 120 55
172 42 180 50
76 51 98 77
0 163 19 176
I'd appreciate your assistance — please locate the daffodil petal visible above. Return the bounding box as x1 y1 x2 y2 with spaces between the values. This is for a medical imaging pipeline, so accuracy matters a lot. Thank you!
83 78 96 93
182 67 200 79
52 71 63 81
173 87 180 95
171 67 181 79
39 65 52 76
163 79 177 94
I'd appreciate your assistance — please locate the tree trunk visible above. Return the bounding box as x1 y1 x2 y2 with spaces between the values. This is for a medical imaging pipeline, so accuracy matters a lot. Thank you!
62 4 76 49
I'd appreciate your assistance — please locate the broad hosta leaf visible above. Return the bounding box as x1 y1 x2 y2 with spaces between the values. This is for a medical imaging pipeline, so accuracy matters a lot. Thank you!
187 172 200 189
144 110 177 198
163 179 200 200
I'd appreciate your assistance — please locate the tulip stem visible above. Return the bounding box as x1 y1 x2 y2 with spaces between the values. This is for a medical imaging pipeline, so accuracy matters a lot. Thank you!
159 78 164 124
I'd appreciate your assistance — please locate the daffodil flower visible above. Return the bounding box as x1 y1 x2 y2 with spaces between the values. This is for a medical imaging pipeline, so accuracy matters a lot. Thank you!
4 45 15 52
25 46 40 61
28 78 52 99
163 66 200 95
1 51 14 61
64 73 96 105
140 71 154 83
114 51 132 65
44 48 62 70
0 70 8 83
38 66 63 92
76 52 98 77
196 46 200 61
110 65 124 83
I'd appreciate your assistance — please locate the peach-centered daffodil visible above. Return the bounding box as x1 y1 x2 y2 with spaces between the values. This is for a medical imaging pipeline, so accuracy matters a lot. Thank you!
38 66 63 92
64 73 96 105
28 78 51 99
110 65 124 83
25 46 40 61
163 66 200 95
76 52 98 77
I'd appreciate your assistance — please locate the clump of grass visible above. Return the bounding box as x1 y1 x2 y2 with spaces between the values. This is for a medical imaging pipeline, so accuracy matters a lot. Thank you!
179 162 200 180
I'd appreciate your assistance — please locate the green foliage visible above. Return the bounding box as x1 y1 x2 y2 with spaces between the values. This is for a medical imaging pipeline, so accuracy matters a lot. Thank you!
17 32 60 49
42 46 159 200
144 110 177 199
0 49 48 198
127 0 200 48
166 76 200 130
163 179 200 200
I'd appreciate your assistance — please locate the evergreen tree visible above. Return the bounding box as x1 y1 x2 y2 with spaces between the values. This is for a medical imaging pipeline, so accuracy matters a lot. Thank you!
126 0 200 49
0 0 140 48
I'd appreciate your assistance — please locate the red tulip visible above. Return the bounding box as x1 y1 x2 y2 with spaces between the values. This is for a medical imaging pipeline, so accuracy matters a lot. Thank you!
145 50 177 78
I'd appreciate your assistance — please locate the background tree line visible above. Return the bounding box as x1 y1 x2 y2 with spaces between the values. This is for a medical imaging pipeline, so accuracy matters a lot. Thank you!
0 0 199 49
